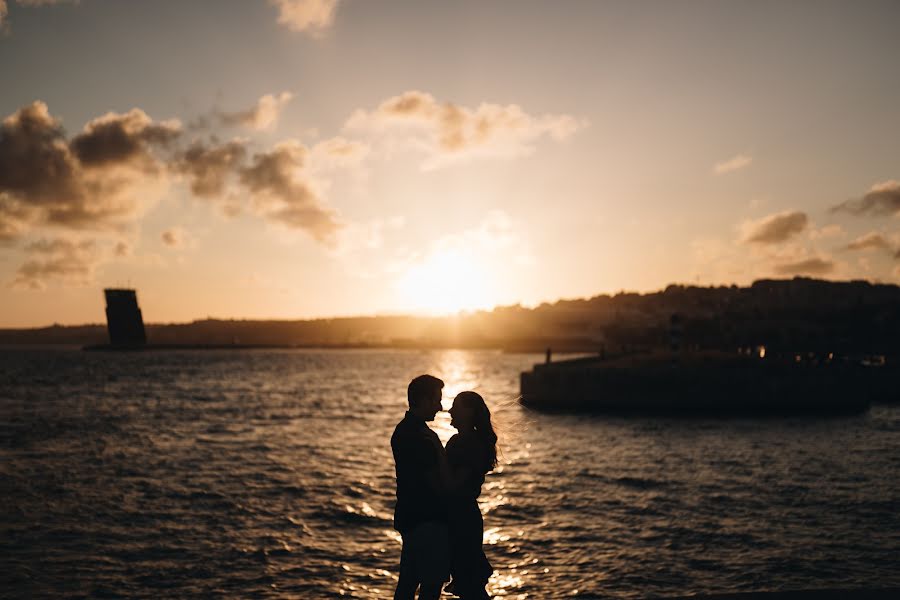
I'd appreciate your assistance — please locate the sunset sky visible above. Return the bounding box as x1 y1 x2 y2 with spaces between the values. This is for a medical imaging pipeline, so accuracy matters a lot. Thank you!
2 0 899 327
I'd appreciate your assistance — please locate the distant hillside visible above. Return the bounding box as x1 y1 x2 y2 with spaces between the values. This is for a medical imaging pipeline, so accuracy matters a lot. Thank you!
2 278 899 353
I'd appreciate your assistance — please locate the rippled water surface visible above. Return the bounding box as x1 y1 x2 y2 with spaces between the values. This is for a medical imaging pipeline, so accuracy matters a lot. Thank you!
2 348 899 599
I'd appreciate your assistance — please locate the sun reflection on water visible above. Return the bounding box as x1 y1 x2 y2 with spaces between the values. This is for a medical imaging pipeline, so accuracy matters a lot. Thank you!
488 569 527 598
483 526 511 545
478 491 509 515
427 350 537 598
430 349 481 444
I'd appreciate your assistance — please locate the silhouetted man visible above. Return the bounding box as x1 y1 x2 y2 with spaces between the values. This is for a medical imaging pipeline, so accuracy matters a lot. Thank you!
391 374 449 600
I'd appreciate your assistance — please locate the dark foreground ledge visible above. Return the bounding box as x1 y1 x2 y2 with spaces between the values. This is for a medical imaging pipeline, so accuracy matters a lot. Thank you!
519 351 888 415
658 589 900 600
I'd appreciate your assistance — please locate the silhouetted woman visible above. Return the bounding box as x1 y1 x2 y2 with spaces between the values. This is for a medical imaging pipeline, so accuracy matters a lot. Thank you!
441 391 497 599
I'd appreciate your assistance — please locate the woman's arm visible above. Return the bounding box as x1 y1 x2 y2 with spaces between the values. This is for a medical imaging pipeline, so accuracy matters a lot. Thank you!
429 436 471 493
438 446 470 493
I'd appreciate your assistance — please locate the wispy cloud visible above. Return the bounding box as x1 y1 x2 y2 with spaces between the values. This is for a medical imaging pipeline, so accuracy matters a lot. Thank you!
161 226 191 249
113 240 130 257
218 92 293 131
12 237 99 290
268 0 338 35
741 211 808 244
174 139 248 199
311 136 369 168
1 0 77 32
844 231 891 252
330 216 405 267
831 180 900 217
808 224 845 240
238 141 342 244
713 153 752 175
173 135 360 244
0 192 30 243
773 256 835 276
345 90 583 169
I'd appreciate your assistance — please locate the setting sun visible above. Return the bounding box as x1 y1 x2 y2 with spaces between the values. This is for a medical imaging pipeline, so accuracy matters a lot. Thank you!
396 248 496 314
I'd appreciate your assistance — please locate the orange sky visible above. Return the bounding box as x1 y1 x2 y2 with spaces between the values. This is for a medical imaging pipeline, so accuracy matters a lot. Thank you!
1 0 899 326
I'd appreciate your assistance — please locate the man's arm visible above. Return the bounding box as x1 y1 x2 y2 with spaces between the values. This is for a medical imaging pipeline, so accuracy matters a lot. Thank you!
394 431 444 492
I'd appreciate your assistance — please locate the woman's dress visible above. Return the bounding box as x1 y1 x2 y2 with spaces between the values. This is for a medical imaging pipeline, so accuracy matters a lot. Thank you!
446 431 493 598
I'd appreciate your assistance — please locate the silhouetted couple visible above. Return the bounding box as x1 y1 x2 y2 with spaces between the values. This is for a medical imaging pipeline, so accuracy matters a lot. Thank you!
391 374 497 600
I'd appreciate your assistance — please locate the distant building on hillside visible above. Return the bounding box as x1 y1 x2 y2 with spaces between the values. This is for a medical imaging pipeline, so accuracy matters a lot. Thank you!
104 288 146 346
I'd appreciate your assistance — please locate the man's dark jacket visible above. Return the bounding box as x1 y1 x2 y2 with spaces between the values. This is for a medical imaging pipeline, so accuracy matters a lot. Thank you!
390 412 447 533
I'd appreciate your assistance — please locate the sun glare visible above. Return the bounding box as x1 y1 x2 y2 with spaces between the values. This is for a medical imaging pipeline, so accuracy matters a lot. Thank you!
396 248 496 314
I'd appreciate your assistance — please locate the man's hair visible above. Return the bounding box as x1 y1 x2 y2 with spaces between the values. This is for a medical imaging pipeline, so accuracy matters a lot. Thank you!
407 374 444 407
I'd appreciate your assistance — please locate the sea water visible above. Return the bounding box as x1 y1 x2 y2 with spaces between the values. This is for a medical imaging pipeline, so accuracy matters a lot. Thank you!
1 348 898 598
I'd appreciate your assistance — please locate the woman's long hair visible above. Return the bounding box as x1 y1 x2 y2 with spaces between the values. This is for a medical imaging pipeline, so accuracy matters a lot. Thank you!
455 391 498 473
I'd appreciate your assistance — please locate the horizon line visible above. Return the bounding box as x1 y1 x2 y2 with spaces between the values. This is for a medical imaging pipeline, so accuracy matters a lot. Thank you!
3 275 896 330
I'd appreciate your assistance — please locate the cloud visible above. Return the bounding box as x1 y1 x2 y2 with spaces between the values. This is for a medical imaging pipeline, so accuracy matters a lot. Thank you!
1 101 183 287
345 90 582 168
741 211 808 244
808 224 844 240
172 135 352 243
71 108 181 170
844 232 891 252
218 92 293 130
331 216 405 260
113 240 130 257
773 257 835 276
392 211 523 275
174 139 247 199
238 141 342 243
1 99 361 257
12 237 99 290
713 154 752 175
1 0 77 32
311 136 369 167
0 193 30 243
0 101 178 237
269 0 338 34
444 209 518 251
160 227 189 248
0 101 84 213
831 180 900 217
